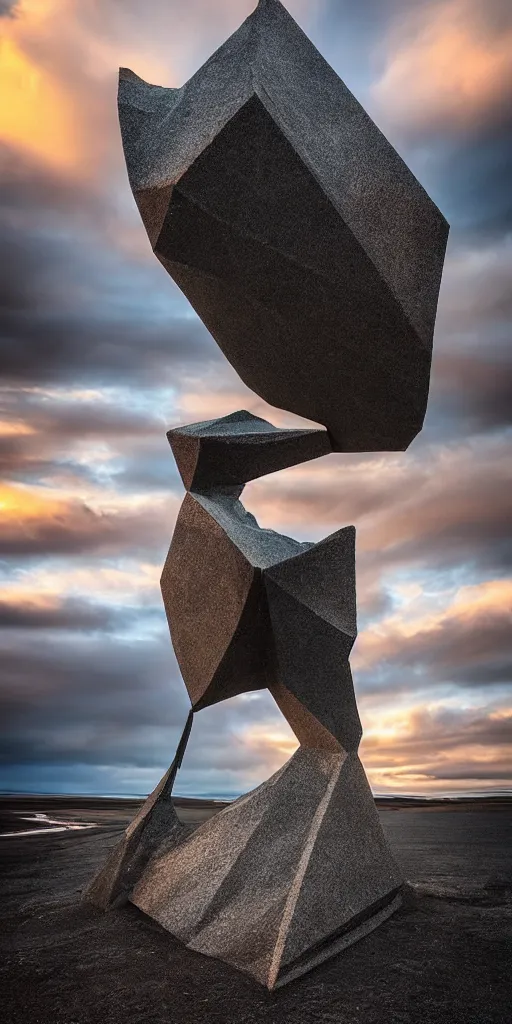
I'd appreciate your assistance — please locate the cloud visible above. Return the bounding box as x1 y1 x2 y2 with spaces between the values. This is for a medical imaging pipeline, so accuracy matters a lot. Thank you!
0 176 214 387
431 351 512 436
0 627 288 796
360 704 512 791
321 2 512 247
0 383 195 502
372 0 512 132
0 481 177 556
0 596 123 630
245 433 512 576
0 387 176 488
362 1 512 243
436 238 512 337
355 579 512 693
0 559 161 608
434 125 512 241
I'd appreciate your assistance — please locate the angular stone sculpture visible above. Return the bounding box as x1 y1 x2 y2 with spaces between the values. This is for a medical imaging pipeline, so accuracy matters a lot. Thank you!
86 0 448 992
118 0 448 452
86 412 403 986
129 413 402 989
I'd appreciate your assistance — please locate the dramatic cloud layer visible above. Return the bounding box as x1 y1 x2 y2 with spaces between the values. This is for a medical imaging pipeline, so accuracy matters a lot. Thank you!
0 0 510 796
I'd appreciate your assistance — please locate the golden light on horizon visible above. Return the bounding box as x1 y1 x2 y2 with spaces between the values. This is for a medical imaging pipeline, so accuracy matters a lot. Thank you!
0 482 65 519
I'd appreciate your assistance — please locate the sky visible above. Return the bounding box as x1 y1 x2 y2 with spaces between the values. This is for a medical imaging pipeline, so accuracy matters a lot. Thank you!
0 0 511 798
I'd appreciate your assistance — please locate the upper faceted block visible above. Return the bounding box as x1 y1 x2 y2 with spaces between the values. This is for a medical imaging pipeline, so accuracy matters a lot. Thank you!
168 410 331 491
118 0 448 451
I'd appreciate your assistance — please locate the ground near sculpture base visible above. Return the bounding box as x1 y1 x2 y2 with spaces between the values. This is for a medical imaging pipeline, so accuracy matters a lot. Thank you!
1 796 511 1024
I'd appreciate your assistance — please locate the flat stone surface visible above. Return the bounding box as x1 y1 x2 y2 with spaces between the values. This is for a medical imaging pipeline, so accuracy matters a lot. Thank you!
277 755 401 975
1 798 511 1023
193 488 311 571
265 526 357 642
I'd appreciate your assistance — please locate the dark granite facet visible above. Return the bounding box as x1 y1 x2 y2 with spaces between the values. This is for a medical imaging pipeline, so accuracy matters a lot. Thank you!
266 579 362 753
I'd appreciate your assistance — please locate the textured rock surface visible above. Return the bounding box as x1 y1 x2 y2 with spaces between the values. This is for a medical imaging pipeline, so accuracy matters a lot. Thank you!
132 749 402 989
167 410 331 491
118 0 448 452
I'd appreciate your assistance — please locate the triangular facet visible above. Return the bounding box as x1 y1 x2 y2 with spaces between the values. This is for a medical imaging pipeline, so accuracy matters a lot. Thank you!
266 526 357 639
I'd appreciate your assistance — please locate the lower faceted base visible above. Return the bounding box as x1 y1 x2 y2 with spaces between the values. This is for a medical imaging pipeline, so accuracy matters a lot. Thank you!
272 890 403 988
131 747 403 989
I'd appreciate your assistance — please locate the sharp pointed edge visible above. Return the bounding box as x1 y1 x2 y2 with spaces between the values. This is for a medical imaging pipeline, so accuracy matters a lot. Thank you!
84 751 186 909
264 524 357 639
269 680 345 753
119 66 143 84
134 184 174 248
169 409 275 437
273 891 403 989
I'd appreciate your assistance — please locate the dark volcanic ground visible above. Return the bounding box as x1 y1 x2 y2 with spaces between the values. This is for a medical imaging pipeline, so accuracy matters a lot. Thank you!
1 797 511 1024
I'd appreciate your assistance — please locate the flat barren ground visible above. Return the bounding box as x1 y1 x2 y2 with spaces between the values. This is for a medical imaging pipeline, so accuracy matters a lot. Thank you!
1 796 511 1024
